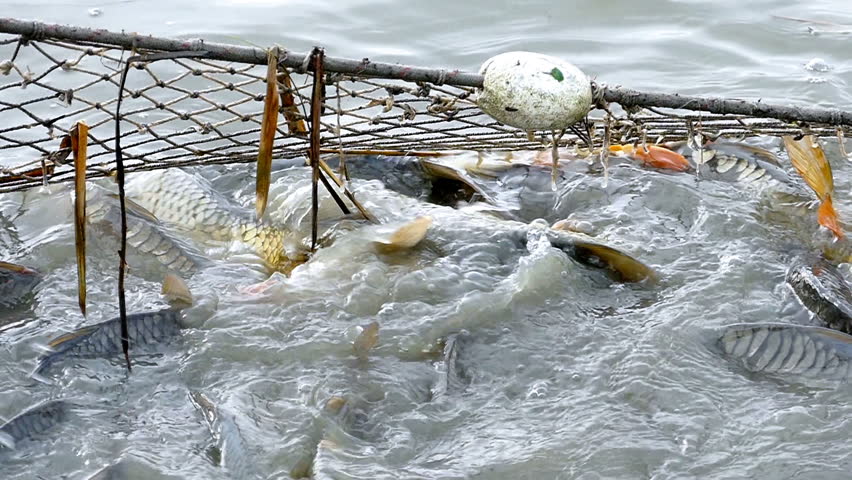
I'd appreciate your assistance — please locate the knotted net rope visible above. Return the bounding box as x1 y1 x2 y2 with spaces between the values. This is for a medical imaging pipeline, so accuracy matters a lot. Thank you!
1 18 851 193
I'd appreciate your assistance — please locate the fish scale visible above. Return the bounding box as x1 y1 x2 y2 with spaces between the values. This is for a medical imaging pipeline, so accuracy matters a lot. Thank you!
36 309 183 374
0 262 40 310
718 323 852 380
786 256 852 334
0 400 68 450
126 169 301 272
87 186 205 276
189 392 257 480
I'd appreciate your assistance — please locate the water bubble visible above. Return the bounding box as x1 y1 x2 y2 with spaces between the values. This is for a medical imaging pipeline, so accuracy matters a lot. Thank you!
804 57 831 72
526 380 549 399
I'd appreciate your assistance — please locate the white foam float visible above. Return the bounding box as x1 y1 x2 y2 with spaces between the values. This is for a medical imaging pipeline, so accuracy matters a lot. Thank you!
477 51 592 131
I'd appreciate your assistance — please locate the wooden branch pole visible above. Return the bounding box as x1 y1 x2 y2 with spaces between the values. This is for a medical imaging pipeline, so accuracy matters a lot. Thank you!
309 48 324 252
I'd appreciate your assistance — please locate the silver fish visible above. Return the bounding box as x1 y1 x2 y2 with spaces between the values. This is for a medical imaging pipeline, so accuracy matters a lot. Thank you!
0 261 40 311
718 323 852 380
87 185 208 277
189 391 258 480
432 333 471 399
0 400 69 450
673 140 797 189
35 309 184 375
126 169 303 273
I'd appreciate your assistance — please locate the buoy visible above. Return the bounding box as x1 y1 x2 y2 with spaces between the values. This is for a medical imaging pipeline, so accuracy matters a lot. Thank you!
477 52 592 131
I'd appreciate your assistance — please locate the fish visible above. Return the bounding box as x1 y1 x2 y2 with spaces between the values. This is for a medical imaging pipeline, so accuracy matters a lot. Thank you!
717 323 852 380
125 169 306 274
189 391 258 480
668 140 797 189
431 333 471 399
0 261 40 311
0 400 69 450
786 256 852 334
539 228 658 284
86 185 208 278
34 274 208 375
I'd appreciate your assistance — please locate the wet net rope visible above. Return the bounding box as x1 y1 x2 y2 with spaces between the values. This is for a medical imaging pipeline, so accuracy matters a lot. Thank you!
2 17 852 193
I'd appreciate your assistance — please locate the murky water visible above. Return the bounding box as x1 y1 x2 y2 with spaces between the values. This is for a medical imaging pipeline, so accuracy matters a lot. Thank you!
2 1 852 479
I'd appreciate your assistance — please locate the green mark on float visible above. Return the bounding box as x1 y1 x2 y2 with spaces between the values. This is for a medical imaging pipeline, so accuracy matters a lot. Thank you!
550 67 564 82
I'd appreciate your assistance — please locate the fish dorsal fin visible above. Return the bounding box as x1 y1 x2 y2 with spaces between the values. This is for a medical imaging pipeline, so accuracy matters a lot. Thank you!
162 273 193 308
353 322 379 359
0 431 16 450
106 193 162 223
571 240 658 284
47 325 98 349
814 327 852 344
0 261 36 275
373 217 432 253
420 159 497 204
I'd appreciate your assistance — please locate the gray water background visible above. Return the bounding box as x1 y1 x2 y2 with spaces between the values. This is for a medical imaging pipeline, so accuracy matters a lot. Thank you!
1 0 852 478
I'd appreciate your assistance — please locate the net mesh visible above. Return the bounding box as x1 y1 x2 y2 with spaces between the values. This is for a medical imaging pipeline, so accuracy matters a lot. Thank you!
0 25 849 192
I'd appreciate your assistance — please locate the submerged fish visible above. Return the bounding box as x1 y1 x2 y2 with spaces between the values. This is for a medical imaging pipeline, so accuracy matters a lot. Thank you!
189 391 258 480
0 400 69 450
35 274 210 375
87 185 208 277
717 323 852 380
126 169 304 273
786 256 852 334
328 156 657 283
669 140 797 189
432 333 471 399
0 261 40 311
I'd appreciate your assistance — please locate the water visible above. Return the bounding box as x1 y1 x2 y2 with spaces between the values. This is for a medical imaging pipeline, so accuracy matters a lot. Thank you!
2 1 852 478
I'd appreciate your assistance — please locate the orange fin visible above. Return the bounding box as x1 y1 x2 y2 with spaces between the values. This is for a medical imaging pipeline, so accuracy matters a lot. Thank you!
610 144 690 172
783 136 834 201
48 326 97 348
784 135 843 239
818 196 845 239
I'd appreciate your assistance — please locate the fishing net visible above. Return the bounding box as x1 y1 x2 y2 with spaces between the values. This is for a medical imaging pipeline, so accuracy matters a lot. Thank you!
1 18 851 193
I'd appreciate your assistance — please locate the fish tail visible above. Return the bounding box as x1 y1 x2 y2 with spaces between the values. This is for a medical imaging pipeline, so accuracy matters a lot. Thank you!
818 196 845 239
783 135 843 239
162 273 193 308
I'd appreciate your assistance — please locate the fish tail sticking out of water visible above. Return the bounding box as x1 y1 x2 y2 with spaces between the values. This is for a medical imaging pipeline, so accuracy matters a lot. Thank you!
189 391 258 480
783 135 844 240
0 400 69 451
0 261 41 311
786 255 852 334
717 323 852 380
34 274 212 376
